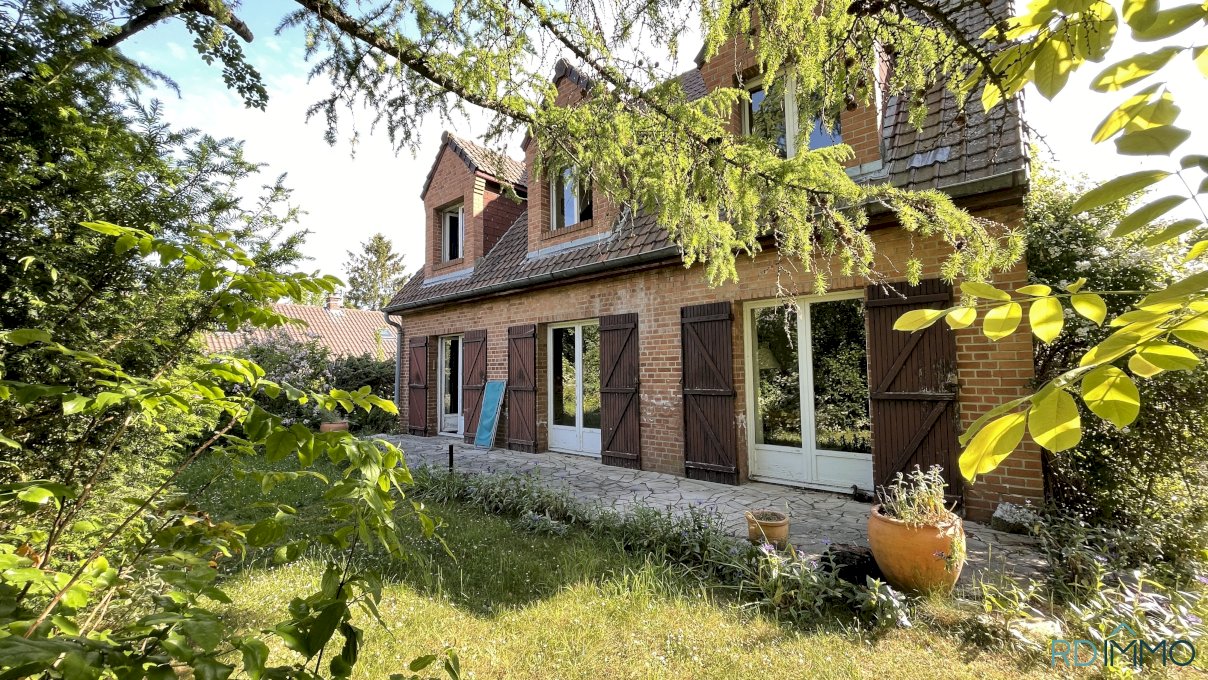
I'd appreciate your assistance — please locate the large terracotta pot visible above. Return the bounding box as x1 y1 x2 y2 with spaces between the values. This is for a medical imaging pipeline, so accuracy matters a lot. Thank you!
319 421 349 433
867 504 966 594
746 509 790 548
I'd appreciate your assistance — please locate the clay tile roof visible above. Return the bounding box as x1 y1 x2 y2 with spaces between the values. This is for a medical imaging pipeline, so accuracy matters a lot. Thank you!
420 132 526 199
205 301 393 358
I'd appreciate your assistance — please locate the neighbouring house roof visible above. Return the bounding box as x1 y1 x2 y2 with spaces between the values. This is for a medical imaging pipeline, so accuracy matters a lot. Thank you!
420 132 527 199
205 299 392 358
387 0 1026 314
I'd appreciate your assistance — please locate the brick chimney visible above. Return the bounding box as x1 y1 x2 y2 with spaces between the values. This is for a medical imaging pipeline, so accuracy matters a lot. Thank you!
325 293 343 310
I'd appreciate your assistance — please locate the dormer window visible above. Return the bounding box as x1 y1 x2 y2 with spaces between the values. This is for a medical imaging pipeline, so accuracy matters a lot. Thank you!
742 78 842 156
551 167 593 230
441 203 463 261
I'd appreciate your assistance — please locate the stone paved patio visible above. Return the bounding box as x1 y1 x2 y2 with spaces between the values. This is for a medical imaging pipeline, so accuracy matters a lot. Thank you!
381 434 1046 581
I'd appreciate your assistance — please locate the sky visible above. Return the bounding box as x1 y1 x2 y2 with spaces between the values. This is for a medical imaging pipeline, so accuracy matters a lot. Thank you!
123 2 1208 281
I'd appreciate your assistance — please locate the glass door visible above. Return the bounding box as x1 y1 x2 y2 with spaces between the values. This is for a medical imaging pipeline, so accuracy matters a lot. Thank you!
548 321 601 455
437 334 463 435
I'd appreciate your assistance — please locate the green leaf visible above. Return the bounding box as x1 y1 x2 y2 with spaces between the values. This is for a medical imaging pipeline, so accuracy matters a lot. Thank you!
243 405 278 443
961 281 1012 301
1128 352 1165 377
238 638 270 680
983 302 1023 340
1034 37 1073 99
1112 195 1186 236
1081 365 1141 427
1071 170 1170 213
5 329 52 346
893 308 946 331
1137 341 1200 370
61 394 89 415
1184 240 1208 263
1071 293 1108 325
1028 389 1082 452
960 411 1027 480
1114 125 1191 155
1017 284 1052 296
191 657 234 680
1141 270 1208 306
79 221 125 236
1195 45 1208 77
1132 4 1207 40
1090 47 1182 91
945 306 977 329
1029 297 1065 343
17 486 57 505
1065 277 1088 293
1143 218 1201 245
1123 0 1159 30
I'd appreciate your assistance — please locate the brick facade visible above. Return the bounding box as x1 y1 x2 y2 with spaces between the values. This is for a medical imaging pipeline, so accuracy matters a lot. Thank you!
396 202 1042 522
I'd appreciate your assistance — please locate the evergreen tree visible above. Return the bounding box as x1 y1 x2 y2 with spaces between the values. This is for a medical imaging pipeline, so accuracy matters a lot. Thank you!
342 233 409 309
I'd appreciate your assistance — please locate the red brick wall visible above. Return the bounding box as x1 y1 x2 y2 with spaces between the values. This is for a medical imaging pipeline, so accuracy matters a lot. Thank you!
397 203 1042 522
481 181 526 255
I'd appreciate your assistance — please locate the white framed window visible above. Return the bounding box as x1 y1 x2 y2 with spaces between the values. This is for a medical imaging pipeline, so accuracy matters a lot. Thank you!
550 167 593 230
741 77 842 156
441 204 463 262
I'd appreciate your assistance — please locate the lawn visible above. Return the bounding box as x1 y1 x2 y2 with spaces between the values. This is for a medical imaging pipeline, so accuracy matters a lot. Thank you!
180 458 1066 679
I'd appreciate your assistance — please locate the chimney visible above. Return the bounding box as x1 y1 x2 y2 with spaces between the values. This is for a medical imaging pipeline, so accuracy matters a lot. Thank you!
325 293 343 310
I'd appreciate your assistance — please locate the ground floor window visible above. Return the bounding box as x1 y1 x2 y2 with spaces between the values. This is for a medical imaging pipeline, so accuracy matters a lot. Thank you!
548 320 601 455
438 334 463 435
745 294 872 491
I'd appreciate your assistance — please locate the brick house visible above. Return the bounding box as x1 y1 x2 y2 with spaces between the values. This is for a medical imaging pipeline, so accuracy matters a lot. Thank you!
207 294 394 359
384 17 1040 521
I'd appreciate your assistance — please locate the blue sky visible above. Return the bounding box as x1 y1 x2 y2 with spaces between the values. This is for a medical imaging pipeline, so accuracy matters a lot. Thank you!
123 4 1207 282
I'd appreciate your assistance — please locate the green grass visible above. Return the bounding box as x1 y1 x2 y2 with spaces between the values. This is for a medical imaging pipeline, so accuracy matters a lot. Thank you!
179 457 1073 679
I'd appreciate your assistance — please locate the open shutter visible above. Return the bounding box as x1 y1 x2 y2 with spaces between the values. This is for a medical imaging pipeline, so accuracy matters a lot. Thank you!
507 324 537 451
407 336 429 436
600 313 641 469
866 279 961 498
681 302 738 485
462 329 487 444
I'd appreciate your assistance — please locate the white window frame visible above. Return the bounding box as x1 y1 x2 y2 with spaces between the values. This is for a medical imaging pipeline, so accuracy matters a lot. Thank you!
549 168 591 230
437 334 464 436
546 319 602 456
742 75 845 156
441 204 464 262
742 290 872 493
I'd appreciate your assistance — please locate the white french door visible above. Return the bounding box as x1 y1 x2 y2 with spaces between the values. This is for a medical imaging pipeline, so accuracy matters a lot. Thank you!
437 334 463 435
547 321 602 456
744 293 874 492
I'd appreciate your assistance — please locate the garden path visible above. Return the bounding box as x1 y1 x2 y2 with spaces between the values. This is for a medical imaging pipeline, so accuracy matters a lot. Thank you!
380 434 1045 581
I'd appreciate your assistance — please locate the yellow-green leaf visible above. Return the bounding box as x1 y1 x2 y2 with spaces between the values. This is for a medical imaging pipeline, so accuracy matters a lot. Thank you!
1090 47 1182 91
1028 389 1082 452
1080 318 1166 366
1141 270 1208 306
1081 365 1141 428
1029 297 1065 342
1091 85 1168 143
1132 4 1207 41
960 411 1028 480
1137 340 1201 370
1115 125 1191 155
1184 240 1208 262
1065 277 1088 293
1112 195 1186 236
984 302 1023 340
1128 353 1165 377
961 281 1012 301
894 308 947 332
1195 45 1208 77
945 306 978 329
1123 0 1158 30
1034 37 1074 99
1072 293 1108 325
1071 170 1171 213
1018 284 1053 296
1143 218 1201 245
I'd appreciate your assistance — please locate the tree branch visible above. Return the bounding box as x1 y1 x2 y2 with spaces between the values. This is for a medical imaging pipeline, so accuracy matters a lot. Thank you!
94 1 254 50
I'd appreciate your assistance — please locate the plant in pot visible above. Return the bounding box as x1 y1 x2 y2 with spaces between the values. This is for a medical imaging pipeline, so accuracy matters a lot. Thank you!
318 407 349 433
745 508 790 548
867 465 966 594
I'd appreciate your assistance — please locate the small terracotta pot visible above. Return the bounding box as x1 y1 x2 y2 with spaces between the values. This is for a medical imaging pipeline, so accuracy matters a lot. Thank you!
746 509 790 548
867 504 966 594
319 421 349 433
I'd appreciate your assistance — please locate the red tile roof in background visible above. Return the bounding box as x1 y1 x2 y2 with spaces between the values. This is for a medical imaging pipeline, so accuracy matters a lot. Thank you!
205 301 392 358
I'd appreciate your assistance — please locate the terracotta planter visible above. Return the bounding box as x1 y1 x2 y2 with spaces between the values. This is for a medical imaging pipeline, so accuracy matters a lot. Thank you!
867 504 966 594
746 509 790 548
319 421 349 433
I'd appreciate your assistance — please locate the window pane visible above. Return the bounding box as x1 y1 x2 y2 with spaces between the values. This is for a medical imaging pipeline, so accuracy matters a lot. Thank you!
445 210 461 259
754 306 801 447
581 324 600 429
748 86 787 156
807 116 842 150
552 326 577 426
443 337 460 414
810 299 870 453
578 182 593 223
561 168 577 228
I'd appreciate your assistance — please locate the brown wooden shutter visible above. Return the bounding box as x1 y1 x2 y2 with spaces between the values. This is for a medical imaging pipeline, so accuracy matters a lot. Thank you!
407 336 429 436
462 329 487 444
866 279 961 497
681 302 738 485
507 324 537 451
600 313 641 469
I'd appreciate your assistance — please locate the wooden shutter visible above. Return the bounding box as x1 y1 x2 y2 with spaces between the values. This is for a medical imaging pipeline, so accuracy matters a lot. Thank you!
507 324 537 451
407 336 429 436
866 279 961 497
681 302 738 485
462 329 487 444
600 313 641 469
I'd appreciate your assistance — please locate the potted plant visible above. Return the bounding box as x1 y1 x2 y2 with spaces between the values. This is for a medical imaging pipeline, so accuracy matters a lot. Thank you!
745 508 790 548
318 408 349 433
867 465 966 594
